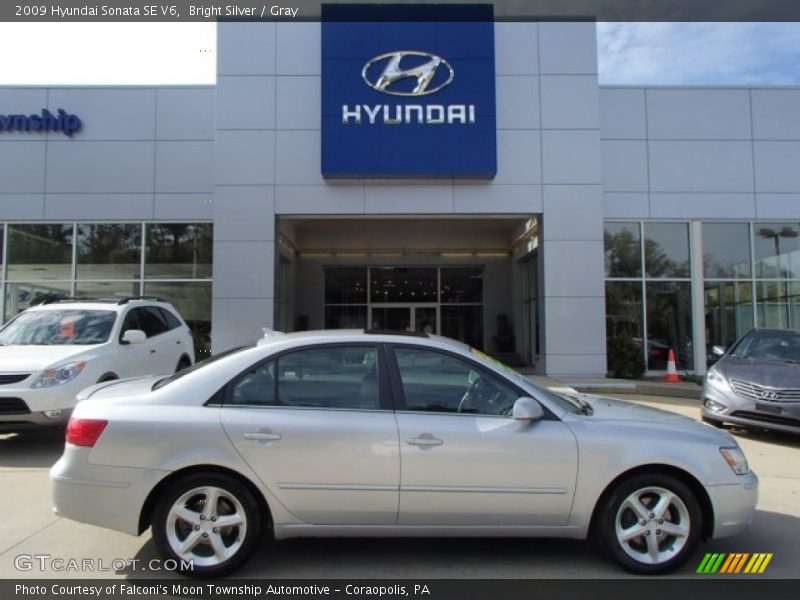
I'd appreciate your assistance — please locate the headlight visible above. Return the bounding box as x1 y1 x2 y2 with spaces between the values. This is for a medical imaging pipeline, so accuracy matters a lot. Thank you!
705 366 731 393
32 361 86 388
720 446 749 475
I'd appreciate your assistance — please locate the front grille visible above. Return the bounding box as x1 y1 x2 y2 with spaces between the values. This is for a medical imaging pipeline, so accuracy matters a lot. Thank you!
731 410 800 428
730 379 800 402
0 397 31 415
0 373 31 385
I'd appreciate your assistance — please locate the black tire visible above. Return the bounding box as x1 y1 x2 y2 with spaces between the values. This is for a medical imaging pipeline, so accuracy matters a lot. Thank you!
151 472 262 578
175 356 192 373
597 473 702 575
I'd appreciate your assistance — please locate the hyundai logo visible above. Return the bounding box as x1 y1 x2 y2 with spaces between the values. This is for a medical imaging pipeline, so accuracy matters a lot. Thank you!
362 51 454 97
759 390 779 401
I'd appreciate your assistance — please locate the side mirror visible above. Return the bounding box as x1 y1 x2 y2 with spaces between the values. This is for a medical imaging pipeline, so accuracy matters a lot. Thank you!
513 397 544 421
121 329 147 345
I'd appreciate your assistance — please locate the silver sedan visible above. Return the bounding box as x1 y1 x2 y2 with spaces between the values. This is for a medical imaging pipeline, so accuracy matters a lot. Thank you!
51 330 757 577
703 328 800 434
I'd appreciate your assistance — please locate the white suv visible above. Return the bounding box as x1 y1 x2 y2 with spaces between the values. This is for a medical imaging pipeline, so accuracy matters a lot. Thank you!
0 297 194 431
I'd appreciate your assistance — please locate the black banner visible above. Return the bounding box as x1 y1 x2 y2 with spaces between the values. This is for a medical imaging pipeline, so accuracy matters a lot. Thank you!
3 579 800 600
4 0 800 22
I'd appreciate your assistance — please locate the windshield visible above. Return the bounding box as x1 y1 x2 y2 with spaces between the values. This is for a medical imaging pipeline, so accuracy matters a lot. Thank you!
469 348 582 414
729 331 800 363
0 309 116 346
153 346 247 390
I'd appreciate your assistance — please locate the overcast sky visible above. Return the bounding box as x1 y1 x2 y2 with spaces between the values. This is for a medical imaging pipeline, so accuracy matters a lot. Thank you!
0 22 799 85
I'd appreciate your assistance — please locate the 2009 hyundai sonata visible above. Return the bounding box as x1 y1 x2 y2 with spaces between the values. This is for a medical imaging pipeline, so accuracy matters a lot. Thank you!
51 330 757 577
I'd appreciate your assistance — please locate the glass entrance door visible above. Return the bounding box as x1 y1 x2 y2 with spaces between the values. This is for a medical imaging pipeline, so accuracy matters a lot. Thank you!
370 304 438 334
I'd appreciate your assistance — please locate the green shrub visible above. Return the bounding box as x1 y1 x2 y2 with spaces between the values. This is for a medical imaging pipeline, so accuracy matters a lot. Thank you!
607 333 646 379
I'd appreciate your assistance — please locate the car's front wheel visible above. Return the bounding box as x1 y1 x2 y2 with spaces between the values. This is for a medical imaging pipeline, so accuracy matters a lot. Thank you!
151 472 262 578
598 473 702 574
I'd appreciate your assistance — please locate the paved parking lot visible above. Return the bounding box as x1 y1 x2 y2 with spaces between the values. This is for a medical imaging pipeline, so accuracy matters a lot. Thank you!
1 394 798 579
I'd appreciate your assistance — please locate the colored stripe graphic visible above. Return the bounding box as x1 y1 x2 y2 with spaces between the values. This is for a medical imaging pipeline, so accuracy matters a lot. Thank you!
696 552 772 574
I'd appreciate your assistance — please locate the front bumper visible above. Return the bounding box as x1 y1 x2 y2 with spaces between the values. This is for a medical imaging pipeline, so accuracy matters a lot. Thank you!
707 470 759 539
51 444 167 536
0 379 89 430
702 382 800 434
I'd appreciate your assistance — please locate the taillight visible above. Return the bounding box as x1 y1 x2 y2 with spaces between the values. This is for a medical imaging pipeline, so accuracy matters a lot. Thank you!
66 418 108 447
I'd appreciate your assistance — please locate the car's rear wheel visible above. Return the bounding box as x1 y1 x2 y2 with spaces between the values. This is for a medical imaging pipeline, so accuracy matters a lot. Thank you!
152 473 262 578
598 474 702 574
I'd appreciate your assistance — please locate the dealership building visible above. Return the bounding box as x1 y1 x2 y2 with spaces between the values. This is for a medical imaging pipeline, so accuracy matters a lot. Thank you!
2 7 800 376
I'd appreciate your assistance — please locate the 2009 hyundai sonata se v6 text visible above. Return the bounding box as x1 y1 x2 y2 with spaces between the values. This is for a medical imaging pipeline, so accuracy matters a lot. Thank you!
51 330 758 577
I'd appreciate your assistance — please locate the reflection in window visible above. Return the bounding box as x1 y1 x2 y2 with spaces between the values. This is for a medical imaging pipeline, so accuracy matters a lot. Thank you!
753 223 800 279
756 280 800 330
703 223 751 279
441 305 483 349
76 224 141 280
325 305 367 329
324 267 367 304
370 267 437 303
145 281 212 359
145 224 212 279
604 222 641 278
441 267 483 303
646 281 693 370
3 281 71 321
277 346 379 410
7 224 73 281
394 347 517 416
644 223 690 278
705 282 753 352
231 361 276 406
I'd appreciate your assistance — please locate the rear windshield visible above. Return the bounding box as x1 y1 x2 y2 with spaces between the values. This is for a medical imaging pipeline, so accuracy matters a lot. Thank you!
0 309 116 345
153 346 247 390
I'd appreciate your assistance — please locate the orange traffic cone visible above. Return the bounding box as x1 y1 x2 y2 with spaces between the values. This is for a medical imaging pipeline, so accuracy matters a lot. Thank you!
663 349 681 382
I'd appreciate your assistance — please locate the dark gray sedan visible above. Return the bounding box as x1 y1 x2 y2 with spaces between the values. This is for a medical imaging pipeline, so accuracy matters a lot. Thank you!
703 328 800 434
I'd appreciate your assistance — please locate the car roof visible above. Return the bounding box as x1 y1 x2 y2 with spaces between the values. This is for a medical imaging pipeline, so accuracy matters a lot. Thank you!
257 329 470 351
23 299 174 312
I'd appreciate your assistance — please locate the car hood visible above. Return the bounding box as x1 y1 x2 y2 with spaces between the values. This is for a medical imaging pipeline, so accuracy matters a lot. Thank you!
0 344 98 372
575 394 733 444
718 357 800 388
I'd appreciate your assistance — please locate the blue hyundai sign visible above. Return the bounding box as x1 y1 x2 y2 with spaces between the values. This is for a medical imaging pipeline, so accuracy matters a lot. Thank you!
321 4 496 178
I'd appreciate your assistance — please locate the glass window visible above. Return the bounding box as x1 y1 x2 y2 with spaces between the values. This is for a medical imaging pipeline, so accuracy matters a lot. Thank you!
145 282 212 358
0 224 5 267
160 308 182 330
277 346 380 410
7 224 73 281
441 305 483 350
705 281 753 353
646 281 693 370
75 281 141 300
441 267 483 303
0 309 116 345
231 361 276 406
325 305 367 329
324 267 367 304
76 224 141 280
753 223 800 279
3 281 71 321
121 307 168 338
729 329 800 362
756 280 800 329
145 223 212 279
703 223 751 279
604 222 642 278
644 223 690 278
393 347 517 416
370 267 437 302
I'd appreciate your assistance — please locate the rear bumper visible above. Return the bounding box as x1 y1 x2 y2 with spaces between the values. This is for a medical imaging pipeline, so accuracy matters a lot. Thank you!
707 470 759 539
50 445 167 536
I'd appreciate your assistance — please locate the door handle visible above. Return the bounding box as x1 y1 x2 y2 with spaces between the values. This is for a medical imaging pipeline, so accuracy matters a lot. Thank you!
406 436 443 446
244 432 282 441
